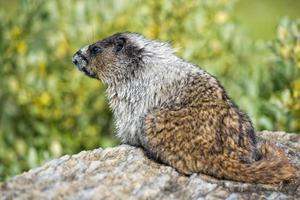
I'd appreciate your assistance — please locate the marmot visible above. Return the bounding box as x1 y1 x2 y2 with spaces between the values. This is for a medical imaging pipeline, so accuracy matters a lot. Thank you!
72 32 296 184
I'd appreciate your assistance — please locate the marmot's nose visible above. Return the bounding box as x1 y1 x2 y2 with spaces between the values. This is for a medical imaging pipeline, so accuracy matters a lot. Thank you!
72 50 85 66
72 50 88 70
72 51 79 65
72 57 78 65
72 54 79 65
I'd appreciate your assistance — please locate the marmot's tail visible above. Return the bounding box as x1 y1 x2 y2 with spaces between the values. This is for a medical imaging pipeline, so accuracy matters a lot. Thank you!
215 141 297 184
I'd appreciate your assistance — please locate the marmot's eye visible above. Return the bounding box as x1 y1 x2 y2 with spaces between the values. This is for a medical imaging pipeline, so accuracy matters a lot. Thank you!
115 37 126 52
91 46 102 54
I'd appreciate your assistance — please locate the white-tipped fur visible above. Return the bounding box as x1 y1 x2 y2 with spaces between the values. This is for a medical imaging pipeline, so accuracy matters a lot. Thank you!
127 33 177 60
106 33 211 145
80 45 89 54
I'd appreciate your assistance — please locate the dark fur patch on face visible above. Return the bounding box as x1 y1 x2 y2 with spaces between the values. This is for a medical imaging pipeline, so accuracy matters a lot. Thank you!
102 33 142 59
78 32 143 82
73 32 148 83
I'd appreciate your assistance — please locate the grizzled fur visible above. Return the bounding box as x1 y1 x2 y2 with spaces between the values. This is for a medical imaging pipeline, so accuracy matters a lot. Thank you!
73 32 296 184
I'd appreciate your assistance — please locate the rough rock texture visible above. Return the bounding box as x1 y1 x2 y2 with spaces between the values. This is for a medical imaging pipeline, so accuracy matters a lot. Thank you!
0 131 299 200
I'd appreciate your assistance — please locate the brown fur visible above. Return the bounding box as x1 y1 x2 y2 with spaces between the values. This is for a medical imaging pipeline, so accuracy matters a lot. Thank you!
142 75 296 184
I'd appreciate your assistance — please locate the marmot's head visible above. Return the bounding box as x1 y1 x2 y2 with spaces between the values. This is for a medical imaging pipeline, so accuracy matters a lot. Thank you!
72 32 175 84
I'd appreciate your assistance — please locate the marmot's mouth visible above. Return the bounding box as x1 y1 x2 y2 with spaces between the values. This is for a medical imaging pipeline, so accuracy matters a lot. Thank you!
82 67 97 79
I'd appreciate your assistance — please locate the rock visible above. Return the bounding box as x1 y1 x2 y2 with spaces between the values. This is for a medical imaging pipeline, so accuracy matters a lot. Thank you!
0 131 299 200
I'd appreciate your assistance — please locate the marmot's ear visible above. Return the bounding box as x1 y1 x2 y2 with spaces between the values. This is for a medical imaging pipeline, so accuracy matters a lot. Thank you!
115 37 126 52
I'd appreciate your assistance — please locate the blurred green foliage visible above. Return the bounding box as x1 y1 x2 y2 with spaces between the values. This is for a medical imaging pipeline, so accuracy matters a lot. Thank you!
234 0 300 39
0 0 299 180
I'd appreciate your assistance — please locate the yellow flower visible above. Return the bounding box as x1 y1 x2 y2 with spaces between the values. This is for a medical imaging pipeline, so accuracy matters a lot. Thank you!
293 90 299 99
8 78 19 93
293 42 300 55
16 40 27 55
15 139 26 156
277 26 288 42
214 11 228 25
293 103 300 111
292 79 300 98
146 23 160 38
209 39 222 54
297 61 300 69
55 36 69 58
280 47 290 59
50 140 62 157
38 62 47 77
38 92 51 107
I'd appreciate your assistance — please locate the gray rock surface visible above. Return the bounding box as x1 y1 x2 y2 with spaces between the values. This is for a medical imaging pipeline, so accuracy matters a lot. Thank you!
0 131 299 200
